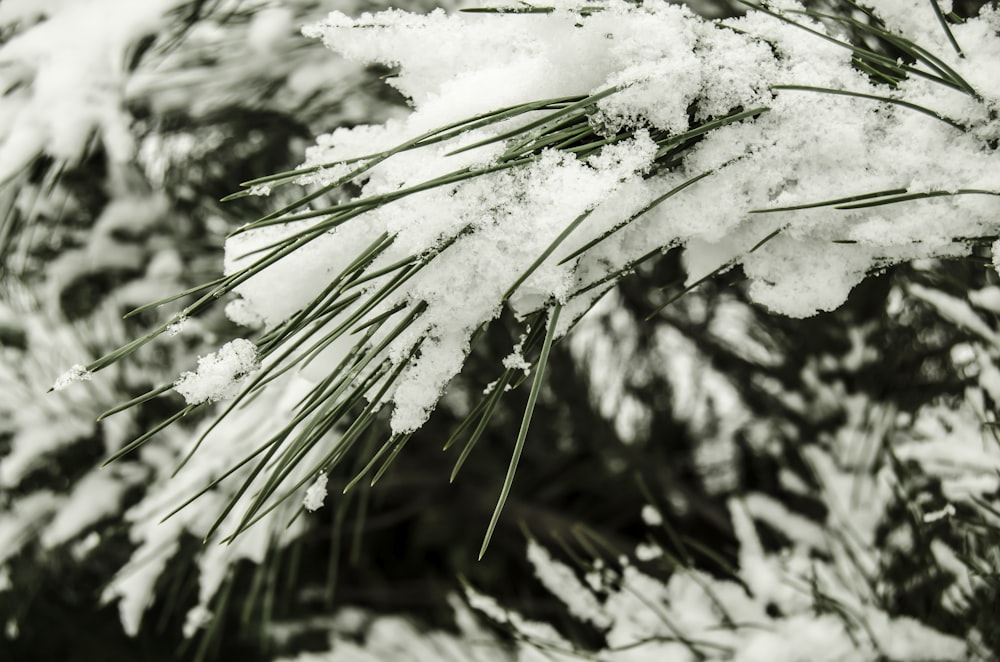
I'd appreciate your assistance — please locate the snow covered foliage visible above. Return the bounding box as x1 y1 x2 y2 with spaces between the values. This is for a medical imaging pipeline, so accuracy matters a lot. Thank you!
0 0 421 654
465 508 970 661
44 0 995 552
102 0 1000 460
5 0 1000 660
0 0 406 280
430 270 997 660
174 338 261 404
272 598 514 662
280 277 1000 661
0 0 183 184
0 0 383 185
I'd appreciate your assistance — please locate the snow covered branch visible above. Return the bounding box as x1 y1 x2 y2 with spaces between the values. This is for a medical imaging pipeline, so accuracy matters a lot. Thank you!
204 0 1000 442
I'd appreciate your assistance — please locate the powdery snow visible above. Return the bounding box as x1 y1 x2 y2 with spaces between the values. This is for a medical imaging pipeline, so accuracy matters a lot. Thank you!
527 539 611 628
173 338 260 405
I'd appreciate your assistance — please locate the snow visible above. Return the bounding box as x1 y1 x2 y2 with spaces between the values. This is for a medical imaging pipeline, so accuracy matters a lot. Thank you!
640 504 662 527
248 7 296 55
567 291 651 443
908 283 1000 345
0 491 59 566
275 597 515 662
527 539 611 628
102 514 182 636
867 610 968 661
513 506 970 662
652 324 748 491
173 338 260 404
304 473 329 511
52 364 92 391
895 400 1000 501
5 1 1000 654
189 512 271 636
968 285 1000 313
166 317 188 337
930 539 982 614
743 492 827 552
101 371 321 638
72 532 102 561
182 606 214 639
634 542 663 561
41 468 135 548
0 294 122 489
0 0 185 180
464 585 574 656
922 503 956 524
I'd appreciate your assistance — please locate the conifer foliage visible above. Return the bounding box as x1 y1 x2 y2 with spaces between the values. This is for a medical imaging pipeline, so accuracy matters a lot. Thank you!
1 0 999 660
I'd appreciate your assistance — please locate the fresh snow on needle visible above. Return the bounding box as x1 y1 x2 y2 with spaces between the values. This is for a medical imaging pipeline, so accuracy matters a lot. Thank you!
173 338 260 405
52 364 92 391
303 473 328 511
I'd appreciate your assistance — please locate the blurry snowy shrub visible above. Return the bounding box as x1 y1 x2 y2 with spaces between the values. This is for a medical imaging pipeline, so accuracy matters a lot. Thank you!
454 500 971 662
270 597 514 661
0 0 419 278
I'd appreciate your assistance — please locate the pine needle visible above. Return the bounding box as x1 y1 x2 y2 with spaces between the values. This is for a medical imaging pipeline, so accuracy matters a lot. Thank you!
480 304 561 560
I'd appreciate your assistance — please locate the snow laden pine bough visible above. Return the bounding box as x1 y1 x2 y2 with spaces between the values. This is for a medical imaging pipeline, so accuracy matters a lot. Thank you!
62 0 1000 599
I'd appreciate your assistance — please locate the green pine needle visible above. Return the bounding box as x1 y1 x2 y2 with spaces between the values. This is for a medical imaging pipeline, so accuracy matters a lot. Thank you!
480 304 561 560
770 85 966 131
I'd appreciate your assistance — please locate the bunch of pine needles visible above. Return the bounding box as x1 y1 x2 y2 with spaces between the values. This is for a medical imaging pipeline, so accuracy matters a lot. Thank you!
80 0 995 563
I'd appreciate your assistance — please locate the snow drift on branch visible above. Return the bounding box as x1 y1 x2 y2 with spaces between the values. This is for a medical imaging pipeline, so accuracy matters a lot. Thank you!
220 0 1000 436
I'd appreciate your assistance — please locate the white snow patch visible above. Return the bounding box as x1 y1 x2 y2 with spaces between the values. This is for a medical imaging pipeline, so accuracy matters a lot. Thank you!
174 338 260 404
641 504 663 526
304 473 328 512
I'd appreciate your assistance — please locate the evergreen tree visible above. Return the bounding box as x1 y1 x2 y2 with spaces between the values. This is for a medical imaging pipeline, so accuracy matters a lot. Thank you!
1 1 997 660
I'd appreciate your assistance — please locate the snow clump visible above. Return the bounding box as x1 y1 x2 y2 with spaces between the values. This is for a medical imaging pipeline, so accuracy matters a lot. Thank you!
173 339 260 405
